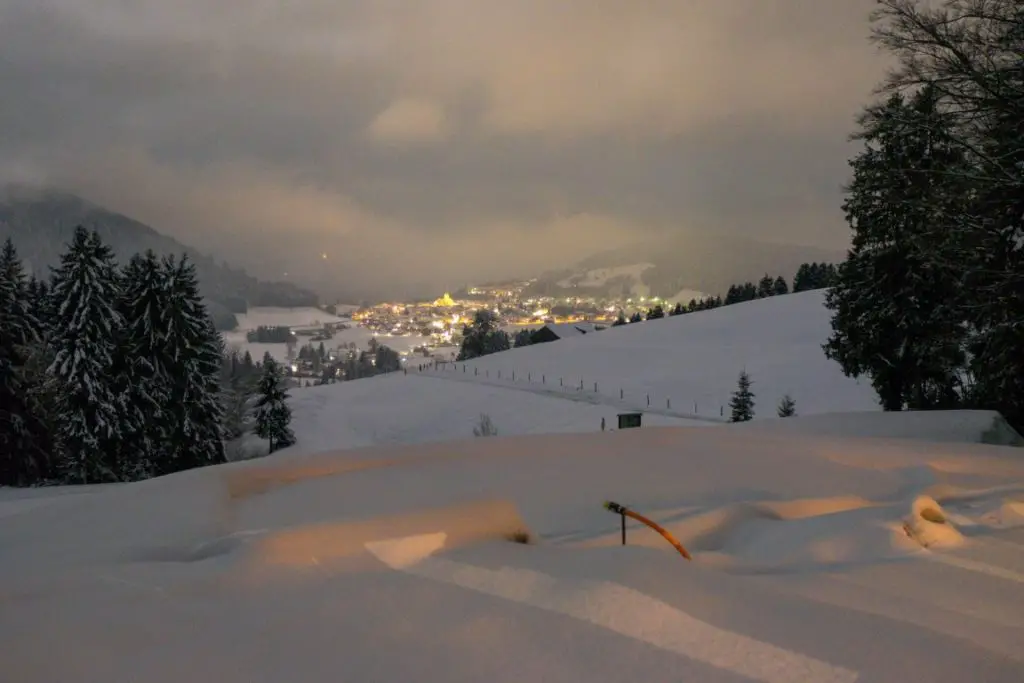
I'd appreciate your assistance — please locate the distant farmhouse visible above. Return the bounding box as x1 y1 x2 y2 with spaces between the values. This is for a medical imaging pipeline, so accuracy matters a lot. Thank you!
530 322 606 344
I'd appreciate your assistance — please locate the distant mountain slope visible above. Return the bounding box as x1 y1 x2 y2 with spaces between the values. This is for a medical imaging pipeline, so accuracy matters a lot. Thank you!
0 186 320 329
528 231 845 300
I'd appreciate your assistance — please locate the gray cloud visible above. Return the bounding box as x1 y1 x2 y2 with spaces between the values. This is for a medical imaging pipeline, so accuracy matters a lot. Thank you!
0 0 888 297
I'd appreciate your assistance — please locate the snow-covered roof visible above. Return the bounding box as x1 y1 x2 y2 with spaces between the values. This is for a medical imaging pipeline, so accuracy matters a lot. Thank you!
538 322 604 338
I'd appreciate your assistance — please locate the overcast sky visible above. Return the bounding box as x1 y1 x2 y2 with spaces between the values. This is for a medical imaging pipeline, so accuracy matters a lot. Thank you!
0 0 889 296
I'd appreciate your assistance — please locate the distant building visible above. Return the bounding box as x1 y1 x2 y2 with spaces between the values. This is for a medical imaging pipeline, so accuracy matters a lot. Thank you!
530 322 605 344
433 293 455 307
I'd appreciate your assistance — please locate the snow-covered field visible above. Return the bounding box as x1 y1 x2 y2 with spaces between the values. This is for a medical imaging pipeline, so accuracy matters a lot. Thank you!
4 290 1024 682
221 305 440 363
233 306 350 330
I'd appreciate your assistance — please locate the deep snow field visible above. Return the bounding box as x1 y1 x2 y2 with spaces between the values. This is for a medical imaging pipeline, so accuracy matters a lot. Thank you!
3 290 1023 682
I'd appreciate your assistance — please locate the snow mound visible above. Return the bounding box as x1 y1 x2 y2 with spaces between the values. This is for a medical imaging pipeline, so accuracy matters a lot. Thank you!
745 409 1023 446
575 496 917 572
903 495 964 549
249 499 529 568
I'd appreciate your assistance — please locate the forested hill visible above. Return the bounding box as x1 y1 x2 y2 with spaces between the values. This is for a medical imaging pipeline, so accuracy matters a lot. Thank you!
0 186 320 330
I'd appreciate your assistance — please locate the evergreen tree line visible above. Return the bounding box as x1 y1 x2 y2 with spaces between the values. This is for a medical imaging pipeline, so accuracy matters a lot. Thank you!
609 261 836 326
216 346 296 455
246 325 293 343
290 337 403 386
823 0 1023 433
1 228 227 486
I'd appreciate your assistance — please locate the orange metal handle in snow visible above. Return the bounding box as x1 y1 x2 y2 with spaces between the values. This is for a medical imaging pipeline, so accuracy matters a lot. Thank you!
603 500 692 561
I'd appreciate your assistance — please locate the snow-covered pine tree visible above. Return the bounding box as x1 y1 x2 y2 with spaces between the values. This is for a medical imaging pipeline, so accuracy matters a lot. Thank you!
757 274 775 298
861 0 1023 432
457 310 510 360
824 87 971 411
117 250 173 478
777 394 796 418
0 239 36 350
47 227 131 483
964 100 1024 430
728 370 755 422
0 239 55 486
160 254 227 472
254 353 295 453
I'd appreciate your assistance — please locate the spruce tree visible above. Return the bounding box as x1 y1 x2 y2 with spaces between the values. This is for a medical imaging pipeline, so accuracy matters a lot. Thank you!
777 394 796 418
757 274 775 298
729 370 755 422
724 285 740 305
0 239 54 485
254 353 295 453
47 227 130 483
772 276 789 296
793 264 811 292
117 251 173 478
160 255 226 471
824 88 970 411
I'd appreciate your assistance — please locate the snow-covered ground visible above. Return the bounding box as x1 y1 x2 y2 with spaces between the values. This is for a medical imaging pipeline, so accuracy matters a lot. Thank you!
284 373 699 454
3 422 1023 682
5 290 1023 682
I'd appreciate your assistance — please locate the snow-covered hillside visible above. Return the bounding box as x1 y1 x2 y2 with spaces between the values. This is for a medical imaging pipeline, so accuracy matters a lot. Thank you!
280 289 880 454
556 262 656 297
235 289 896 456
446 289 880 419
668 287 712 303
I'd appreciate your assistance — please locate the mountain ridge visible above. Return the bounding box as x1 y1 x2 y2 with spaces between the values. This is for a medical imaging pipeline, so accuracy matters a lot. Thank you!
528 230 845 300
0 186 323 330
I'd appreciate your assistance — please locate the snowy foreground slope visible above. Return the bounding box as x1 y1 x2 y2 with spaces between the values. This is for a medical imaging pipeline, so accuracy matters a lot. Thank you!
3 424 1023 682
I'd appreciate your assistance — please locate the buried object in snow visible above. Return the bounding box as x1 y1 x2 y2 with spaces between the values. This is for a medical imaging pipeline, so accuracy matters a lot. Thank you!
604 500 692 560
